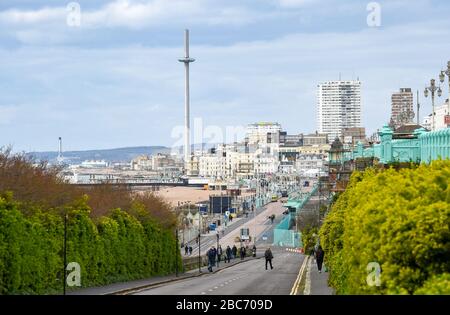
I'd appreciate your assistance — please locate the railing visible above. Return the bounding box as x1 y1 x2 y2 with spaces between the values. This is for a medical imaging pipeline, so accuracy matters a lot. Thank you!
273 183 318 248
347 126 450 164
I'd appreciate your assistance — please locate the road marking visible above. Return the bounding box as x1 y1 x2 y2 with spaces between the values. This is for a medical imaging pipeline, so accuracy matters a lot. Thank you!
208 289 213 292
290 256 309 295
303 257 312 295
201 292 206 295
214 286 218 289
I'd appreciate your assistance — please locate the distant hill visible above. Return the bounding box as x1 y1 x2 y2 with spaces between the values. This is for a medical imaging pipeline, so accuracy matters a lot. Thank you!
27 146 171 164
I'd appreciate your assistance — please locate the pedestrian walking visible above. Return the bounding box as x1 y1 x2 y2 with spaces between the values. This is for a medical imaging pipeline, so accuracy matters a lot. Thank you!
217 245 223 263
207 247 216 272
252 245 257 257
315 245 325 273
240 246 246 260
212 247 217 266
232 245 237 259
184 245 189 255
264 247 274 270
189 246 193 255
225 246 232 263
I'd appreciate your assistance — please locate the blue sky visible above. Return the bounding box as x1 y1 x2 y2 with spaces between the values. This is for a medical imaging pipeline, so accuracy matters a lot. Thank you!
1 0 450 152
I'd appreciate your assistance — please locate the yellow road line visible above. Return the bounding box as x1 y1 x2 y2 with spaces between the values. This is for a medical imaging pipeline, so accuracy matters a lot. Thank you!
290 256 309 295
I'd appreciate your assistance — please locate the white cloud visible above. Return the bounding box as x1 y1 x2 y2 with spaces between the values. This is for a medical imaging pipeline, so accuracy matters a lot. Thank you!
0 0 260 30
276 0 316 8
0 6 65 24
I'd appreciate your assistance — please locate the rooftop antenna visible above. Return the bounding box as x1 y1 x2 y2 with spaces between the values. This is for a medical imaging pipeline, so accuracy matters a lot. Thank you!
178 29 195 173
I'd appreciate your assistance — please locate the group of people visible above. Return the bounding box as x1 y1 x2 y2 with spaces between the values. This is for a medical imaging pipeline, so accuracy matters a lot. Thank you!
183 244 193 256
206 244 259 272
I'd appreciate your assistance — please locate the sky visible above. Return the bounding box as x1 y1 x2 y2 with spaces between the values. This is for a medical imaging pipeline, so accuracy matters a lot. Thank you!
1 0 450 152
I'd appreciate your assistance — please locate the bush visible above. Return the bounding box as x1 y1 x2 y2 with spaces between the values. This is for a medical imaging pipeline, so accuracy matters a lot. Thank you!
0 149 181 294
0 194 181 294
320 160 450 294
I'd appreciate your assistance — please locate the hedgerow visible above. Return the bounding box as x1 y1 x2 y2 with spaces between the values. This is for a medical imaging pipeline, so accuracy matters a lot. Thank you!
320 160 450 294
0 194 181 294
0 149 181 295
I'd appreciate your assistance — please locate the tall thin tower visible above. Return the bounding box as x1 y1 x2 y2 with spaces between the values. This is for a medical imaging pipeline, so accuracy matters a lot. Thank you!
416 90 420 125
57 137 63 164
178 29 195 171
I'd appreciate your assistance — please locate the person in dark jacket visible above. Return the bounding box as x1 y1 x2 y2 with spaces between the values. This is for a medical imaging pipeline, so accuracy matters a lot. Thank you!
252 245 257 257
240 246 246 260
212 247 217 262
184 245 189 255
232 245 237 259
207 247 216 272
225 246 232 263
217 245 223 264
315 245 325 273
189 246 193 255
264 247 274 270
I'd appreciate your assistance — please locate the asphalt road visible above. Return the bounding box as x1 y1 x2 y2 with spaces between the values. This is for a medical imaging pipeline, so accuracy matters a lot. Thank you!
135 248 306 295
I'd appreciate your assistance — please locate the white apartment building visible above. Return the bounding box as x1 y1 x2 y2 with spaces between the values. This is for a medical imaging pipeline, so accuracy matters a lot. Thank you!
422 99 450 131
295 154 326 176
317 80 362 141
246 122 281 155
198 155 227 179
254 153 279 174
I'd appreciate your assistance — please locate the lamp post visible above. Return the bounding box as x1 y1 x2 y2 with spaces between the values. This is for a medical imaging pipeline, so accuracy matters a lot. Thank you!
63 213 67 295
439 61 450 126
424 78 442 130
198 205 202 273
175 228 179 277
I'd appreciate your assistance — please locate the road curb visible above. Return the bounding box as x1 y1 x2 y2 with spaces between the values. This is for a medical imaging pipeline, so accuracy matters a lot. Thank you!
107 256 263 295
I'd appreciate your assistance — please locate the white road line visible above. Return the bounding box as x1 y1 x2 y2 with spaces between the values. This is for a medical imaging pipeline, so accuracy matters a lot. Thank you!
208 289 213 292
214 286 218 289
201 292 206 295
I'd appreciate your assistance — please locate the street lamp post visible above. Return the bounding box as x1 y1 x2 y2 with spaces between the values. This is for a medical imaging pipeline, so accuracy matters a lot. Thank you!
63 213 67 296
439 61 450 126
198 206 202 273
424 78 442 130
175 228 179 277
216 232 220 267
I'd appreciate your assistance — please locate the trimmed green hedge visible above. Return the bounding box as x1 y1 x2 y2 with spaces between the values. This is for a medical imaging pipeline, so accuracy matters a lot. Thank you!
320 160 450 294
0 193 181 294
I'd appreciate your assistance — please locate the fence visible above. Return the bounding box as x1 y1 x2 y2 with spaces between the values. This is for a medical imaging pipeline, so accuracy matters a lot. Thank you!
273 184 318 248
349 126 450 164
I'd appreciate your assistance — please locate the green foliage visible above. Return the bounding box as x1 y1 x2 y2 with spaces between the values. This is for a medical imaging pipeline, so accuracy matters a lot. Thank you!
0 193 181 294
301 227 319 255
414 273 450 295
320 161 450 294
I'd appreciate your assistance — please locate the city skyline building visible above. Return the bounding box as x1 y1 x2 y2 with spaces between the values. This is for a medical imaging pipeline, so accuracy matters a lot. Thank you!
317 80 362 142
390 88 414 129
